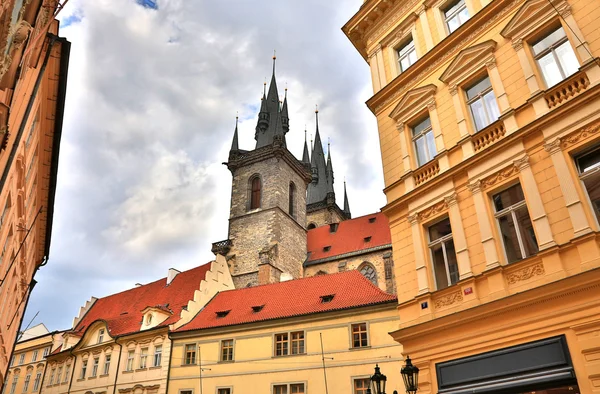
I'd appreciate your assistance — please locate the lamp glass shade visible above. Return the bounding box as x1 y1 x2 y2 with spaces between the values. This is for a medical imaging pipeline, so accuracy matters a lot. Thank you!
401 356 419 394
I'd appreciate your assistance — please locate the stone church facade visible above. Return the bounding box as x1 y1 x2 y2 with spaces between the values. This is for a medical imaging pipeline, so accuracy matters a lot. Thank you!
212 59 395 292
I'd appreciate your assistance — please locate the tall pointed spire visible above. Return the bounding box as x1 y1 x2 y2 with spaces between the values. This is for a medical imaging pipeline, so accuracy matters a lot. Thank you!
230 114 239 152
307 107 329 205
255 53 285 148
326 139 334 194
281 87 289 134
302 126 310 165
343 180 351 218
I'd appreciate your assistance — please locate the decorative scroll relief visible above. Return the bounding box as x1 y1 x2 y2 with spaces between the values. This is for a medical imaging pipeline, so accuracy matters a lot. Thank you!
471 156 529 192
560 120 600 149
506 263 545 284
374 0 522 113
418 199 449 221
434 290 463 308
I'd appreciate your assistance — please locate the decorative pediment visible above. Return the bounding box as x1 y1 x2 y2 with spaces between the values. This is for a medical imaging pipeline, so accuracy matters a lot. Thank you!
439 40 497 85
380 12 419 47
501 0 570 39
389 84 437 122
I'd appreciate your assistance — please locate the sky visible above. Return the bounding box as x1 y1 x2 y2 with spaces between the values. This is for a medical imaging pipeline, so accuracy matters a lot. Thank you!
24 0 387 332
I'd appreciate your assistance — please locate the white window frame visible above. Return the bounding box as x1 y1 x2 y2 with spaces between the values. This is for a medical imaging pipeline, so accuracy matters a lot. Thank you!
63 365 71 383
23 375 31 392
103 355 111 375
125 351 134 371
271 382 306 394
97 329 105 344
531 26 580 88
273 331 305 357
153 346 162 367
139 348 148 369
42 348 49 358
32 373 41 392
48 368 55 385
9 376 18 394
411 116 437 166
397 38 417 73
465 76 500 132
31 351 38 363
428 218 459 289
56 367 62 385
91 358 99 377
575 145 600 226
444 0 469 34
18 354 25 365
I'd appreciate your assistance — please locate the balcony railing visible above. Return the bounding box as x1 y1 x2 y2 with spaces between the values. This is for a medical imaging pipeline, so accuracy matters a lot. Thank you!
544 71 590 109
413 159 440 186
473 121 506 152
211 239 232 256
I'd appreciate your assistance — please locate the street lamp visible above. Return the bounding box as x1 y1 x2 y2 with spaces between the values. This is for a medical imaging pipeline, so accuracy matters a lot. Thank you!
401 356 419 394
370 364 387 394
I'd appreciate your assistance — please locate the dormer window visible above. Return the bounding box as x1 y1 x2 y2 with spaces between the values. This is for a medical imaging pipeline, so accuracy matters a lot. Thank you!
216 310 230 318
320 294 335 303
369 217 376 223
329 223 339 233
252 305 264 313
97 329 104 344
323 246 331 252
146 314 153 325
364 236 372 243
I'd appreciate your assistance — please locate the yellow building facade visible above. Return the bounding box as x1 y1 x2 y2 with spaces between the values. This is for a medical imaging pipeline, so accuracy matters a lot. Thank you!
168 271 403 394
3 325 58 394
344 0 600 392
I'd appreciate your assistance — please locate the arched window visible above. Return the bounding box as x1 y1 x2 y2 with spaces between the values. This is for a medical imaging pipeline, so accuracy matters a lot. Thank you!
359 263 378 286
307 222 317 230
315 270 328 276
250 176 261 210
289 182 296 218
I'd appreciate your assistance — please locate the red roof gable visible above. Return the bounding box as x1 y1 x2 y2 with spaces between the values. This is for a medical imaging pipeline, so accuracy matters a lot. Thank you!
176 270 396 332
306 212 391 263
73 263 211 338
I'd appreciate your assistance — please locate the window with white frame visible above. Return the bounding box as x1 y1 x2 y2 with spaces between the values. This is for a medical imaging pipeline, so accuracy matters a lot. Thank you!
56 367 62 384
274 331 305 356
411 116 437 166
91 357 99 377
9 356 15 367
153 346 162 367
466 76 500 132
532 26 579 88
31 351 38 363
42 347 50 358
9 376 18 394
428 217 459 289
18 354 25 365
444 0 469 33
97 329 105 344
23 374 30 392
273 383 304 394
103 355 111 375
493 183 539 263
221 340 234 362
139 348 148 369
397 38 417 73
32 373 41 392
49 368 55 385
575 145 600 223
64 365 70 383
126 351 134 371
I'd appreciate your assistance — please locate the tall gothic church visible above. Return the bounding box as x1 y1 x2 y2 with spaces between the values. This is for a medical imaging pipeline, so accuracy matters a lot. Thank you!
212 59 396 294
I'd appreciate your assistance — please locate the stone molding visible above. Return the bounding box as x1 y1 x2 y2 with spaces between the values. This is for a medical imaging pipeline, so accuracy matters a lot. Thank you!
506 262 545 284
434 290 463 308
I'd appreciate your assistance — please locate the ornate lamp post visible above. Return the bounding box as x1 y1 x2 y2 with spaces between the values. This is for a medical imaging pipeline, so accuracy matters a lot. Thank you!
401 356 419 394
365 357 419 394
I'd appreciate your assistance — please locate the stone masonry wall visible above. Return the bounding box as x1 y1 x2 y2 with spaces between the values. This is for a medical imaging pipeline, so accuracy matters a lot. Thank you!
307 206 346 228
227 154 308 286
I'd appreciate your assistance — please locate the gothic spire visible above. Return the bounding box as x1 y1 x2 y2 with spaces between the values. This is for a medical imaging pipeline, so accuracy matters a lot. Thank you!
230 114 239 152
281 87 289 134
307 108 329 205
326 140 334 194
343 180 351 218
302 127 310 165
255 54 286 148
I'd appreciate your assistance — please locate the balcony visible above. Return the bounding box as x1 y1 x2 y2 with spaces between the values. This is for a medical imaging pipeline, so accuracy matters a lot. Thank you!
211 239 232 256
544 71 590 109
413 159 440 186
473 121 506 152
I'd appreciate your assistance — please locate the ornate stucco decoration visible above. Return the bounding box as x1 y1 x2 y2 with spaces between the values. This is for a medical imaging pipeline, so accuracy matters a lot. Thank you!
506 263 545 284
500 0 571 43
418 199 449 221
389 84 437 122
119 384 160 394
434 290 464 308
372 0 522 113
474 155 529 191
439 40 497 85
560 120 600 149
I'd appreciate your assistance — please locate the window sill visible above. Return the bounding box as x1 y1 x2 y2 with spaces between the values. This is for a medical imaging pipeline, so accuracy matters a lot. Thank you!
180 363 197 367
135 368 147 372
349 346 371 351
218 360 235 364
148 366 161 370
272 353 307 358
122 370 134 374
76 379 85 382
99 374 109 378
88 376 97 380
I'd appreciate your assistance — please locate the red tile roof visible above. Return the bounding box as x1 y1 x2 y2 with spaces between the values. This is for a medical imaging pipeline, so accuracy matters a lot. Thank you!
306 212 391 264
50 345 62 355
176 270 396 332
73 263 211 338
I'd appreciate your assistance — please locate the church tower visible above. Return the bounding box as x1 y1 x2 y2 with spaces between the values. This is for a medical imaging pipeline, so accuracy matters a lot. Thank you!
306 110 351 229
219 58 312 288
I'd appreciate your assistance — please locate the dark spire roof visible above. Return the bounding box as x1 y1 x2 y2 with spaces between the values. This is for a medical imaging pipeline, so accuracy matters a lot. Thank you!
307 108 330 205
343 180 351 218
326 141 334 194
255 55 286 148
230 115 239 152
302 127 310 165
281 88 289 134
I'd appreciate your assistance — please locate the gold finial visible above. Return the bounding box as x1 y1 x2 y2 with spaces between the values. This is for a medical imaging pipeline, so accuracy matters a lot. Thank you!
315 104 319 114
273 49 276 60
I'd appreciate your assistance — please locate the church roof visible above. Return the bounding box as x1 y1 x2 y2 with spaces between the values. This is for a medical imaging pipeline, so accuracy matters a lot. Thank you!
307 111 330 204
71 263 212 338
305 212 391 265
175 270 396 332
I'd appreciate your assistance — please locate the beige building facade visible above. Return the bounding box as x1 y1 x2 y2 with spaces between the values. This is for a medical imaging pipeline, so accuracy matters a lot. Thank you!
0 0 69 385
345 0 600 391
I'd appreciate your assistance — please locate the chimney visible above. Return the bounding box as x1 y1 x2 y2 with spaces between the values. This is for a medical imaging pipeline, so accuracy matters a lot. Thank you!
167 268 181 286
135 283 142 287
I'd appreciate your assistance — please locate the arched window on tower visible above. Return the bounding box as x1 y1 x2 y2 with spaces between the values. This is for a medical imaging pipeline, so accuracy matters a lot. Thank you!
359 262 378 286
289 182 296 218
307 223 317 230
250 176 261 210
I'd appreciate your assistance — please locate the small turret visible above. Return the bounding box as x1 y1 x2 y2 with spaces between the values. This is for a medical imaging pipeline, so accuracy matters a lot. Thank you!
302 127 310 166
343 180 351 218
326 141 334 194
281 88 289 134
230 115 239 153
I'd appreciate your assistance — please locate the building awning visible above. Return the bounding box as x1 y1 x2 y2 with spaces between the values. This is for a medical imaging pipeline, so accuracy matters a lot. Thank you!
437 336 576 394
